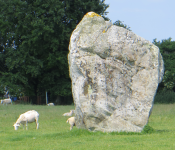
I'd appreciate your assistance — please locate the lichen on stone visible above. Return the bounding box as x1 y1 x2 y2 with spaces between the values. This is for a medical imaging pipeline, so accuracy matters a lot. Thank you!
85 12 101 18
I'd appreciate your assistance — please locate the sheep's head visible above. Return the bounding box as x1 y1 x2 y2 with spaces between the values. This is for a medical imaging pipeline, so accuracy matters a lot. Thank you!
13 123 20 130
70 110 74 114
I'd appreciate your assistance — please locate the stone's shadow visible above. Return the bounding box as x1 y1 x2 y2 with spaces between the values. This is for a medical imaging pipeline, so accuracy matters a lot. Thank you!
155 129 170 133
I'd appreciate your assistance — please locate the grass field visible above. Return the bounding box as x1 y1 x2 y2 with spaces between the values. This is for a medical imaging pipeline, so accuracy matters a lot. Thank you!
0 104 175 150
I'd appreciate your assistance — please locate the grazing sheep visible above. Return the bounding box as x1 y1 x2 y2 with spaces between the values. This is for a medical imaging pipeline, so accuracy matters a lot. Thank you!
62 110 74 116
66 117 75 130
1 98 12 105
13 110 39 130
47 103 54 106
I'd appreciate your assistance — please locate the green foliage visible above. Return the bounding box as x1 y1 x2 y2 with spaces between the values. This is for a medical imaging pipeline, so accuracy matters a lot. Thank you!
141 124 155 134
154 91 175 104
153 38 175 92
113 20 131 31
0 0 109 101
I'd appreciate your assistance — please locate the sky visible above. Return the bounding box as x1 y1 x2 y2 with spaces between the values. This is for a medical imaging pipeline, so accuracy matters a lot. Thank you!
105 0 175 42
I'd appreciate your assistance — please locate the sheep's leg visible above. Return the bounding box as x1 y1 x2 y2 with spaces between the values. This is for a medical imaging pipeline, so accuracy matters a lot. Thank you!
23 124 25 130
26 121 28 130
36 121 39 129
35 118 39 129
70 125 73 130
37 123 39 129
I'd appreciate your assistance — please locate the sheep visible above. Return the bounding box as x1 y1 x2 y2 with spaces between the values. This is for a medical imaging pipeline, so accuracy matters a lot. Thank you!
62 110 75 116
1 98 12 105
13 110 39 130
47 103 54 106
66 117 75 130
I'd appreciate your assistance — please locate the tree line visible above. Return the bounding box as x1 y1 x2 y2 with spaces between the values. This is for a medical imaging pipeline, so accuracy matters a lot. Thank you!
0 0 174 104
0 0 109 104
153 38 175 103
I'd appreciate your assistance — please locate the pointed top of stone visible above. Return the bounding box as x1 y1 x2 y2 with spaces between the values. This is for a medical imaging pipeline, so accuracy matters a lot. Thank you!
84 12 101 18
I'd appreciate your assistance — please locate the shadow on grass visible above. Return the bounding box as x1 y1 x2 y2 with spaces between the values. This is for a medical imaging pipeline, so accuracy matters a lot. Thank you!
155 129 170 133
109 124 170 135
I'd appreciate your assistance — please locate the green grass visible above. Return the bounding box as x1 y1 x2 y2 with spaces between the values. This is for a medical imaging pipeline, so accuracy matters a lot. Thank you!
0 104 175 150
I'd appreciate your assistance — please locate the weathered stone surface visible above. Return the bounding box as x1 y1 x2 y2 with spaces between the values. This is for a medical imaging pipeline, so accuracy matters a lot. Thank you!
68 12 164 132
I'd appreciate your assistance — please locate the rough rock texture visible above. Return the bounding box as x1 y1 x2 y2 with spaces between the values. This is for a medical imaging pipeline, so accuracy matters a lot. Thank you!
68 12 164 132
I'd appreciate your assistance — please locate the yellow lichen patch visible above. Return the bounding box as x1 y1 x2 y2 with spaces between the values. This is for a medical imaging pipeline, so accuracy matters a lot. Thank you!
85 12 101 18
102 29 106 33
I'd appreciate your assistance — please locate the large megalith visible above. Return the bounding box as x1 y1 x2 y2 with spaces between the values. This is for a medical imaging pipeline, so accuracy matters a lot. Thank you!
68 12 164 132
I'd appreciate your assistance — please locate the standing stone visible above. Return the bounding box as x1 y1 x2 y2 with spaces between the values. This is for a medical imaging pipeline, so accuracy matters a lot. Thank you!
68 12 164 132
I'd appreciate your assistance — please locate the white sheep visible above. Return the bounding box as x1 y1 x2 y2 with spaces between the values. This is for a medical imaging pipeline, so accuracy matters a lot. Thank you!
62 110 74 116
1 98 12 105
66 117 75 130
13 110 39 130
47 103 54 106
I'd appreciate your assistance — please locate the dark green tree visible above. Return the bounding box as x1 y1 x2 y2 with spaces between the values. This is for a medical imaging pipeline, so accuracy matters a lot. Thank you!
153 38 175 92
0 0 109 103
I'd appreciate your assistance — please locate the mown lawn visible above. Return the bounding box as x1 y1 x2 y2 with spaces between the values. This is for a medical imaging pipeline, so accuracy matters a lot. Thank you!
0 104 175 150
